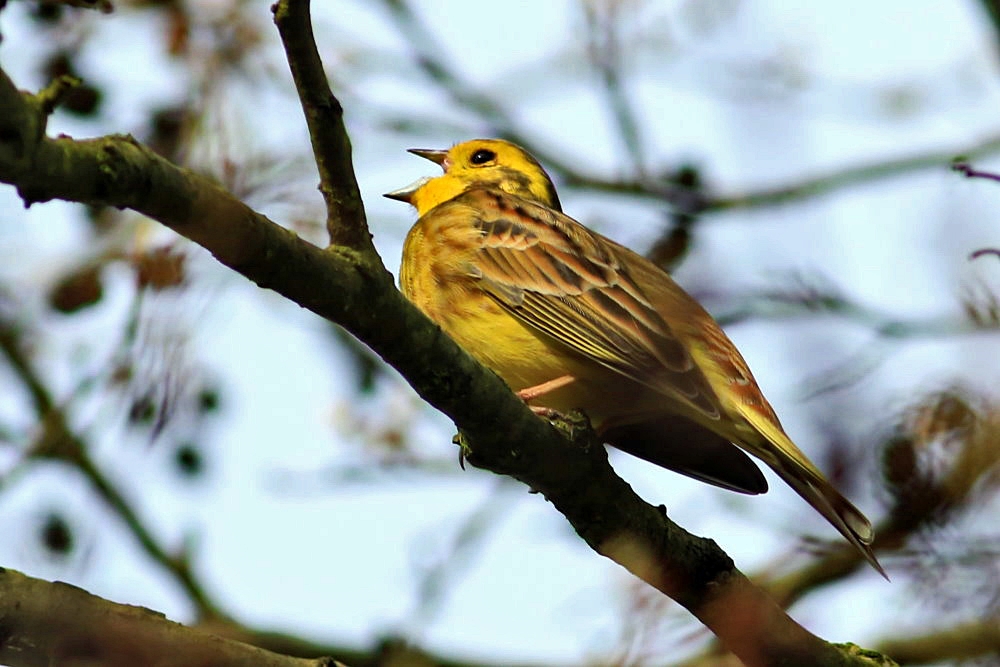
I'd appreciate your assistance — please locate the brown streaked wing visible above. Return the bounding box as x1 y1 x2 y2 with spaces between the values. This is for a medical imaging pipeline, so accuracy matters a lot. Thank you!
617 242 785 431
445 188 723 422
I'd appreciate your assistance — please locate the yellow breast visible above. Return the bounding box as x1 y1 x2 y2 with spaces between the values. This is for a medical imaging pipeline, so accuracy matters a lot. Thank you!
400 213 663 430
401 216 576 392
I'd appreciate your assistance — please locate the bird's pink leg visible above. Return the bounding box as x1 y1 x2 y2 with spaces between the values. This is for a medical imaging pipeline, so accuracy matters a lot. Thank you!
516 374 575 404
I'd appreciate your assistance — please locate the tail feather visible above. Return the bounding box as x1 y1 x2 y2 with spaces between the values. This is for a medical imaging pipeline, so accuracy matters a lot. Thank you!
604 415 768 495
764 436 887 579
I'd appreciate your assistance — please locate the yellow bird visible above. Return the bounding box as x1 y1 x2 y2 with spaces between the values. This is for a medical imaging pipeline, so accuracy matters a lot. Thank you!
386 139 884 576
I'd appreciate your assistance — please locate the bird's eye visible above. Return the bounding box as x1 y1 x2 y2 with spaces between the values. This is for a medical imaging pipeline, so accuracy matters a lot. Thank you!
470 149 496 165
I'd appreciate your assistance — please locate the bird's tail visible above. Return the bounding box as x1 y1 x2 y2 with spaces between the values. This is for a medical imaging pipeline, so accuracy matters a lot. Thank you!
605 415 769 495
757 429 887 579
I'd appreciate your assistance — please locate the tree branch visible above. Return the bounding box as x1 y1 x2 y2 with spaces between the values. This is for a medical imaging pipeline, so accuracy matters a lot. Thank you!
272 0 372 251
0 5 890 664
877 619 1000 665
0 568 340 667
562 133 1000 212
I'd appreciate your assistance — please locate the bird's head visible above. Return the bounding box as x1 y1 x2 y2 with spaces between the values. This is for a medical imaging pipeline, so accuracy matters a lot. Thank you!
384 139 561 215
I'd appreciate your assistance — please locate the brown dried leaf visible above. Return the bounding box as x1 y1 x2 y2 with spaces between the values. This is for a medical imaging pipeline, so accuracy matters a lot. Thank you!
134 247 186 290
49 265 103 313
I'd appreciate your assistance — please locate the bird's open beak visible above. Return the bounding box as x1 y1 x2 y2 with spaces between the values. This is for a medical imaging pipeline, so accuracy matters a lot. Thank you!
383 176 432 204
383 148 449 203
407 148 449 169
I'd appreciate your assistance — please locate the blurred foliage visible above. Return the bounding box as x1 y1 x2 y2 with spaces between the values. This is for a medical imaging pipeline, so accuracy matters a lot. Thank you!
39 511 73 557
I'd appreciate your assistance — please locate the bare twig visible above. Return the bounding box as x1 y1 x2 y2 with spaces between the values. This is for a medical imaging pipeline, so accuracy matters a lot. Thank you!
563 135 1000 212
372 3 1000 217
407 480 519 630
713 283 990 338
379 0 515 133
952 159 1000 182
711 280 1000 398
707 139 1000 210
376 0 616 185
970 248 1000 260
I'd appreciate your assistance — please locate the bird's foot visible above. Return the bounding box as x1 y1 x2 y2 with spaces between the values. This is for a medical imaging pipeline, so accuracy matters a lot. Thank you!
452 432 472 470
528 405 562 419
536 408 598 447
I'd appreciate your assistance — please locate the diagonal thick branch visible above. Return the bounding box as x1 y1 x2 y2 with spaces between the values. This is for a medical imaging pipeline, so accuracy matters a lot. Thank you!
0 7 888 666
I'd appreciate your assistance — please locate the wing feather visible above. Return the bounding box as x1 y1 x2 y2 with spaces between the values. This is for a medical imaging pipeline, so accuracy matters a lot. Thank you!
453 188 722 422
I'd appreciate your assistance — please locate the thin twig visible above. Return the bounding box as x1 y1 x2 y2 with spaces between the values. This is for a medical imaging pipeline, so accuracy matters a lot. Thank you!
710 280 1000 398
407 480 519 630
376 0 609 183
970 248 1000 260
952 160 1000 183
715 283 998 338
564 135 1000 212
379 0 515 132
